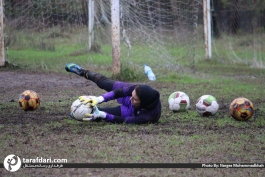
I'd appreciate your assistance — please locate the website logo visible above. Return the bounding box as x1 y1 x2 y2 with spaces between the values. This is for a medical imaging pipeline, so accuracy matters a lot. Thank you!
4 154 22 172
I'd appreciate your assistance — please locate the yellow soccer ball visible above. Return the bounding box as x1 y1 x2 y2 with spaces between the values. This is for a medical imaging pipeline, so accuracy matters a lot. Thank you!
18 90 40 111
229 97 254 121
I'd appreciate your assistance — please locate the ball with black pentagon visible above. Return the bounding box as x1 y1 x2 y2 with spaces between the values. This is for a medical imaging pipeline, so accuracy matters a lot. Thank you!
18 90 40 111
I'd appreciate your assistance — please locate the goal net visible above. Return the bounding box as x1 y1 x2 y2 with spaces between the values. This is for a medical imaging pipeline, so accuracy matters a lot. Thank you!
4 0 199 73
209 0 265 68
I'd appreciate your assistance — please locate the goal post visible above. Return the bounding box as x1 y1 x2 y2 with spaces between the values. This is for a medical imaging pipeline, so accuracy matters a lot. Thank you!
111 0 121 75
88 0 95 51
203 0 212 60
0 0 4 66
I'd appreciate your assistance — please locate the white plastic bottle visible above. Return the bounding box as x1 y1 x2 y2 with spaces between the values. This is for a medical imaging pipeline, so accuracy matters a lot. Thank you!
144 64 156 81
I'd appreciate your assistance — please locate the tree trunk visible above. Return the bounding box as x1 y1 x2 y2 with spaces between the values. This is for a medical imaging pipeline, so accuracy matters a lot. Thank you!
232 0 239 35
212 0 220 37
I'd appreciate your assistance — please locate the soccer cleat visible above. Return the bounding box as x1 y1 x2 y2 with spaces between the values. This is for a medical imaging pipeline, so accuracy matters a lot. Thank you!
65 63 84 76
69 112 75 119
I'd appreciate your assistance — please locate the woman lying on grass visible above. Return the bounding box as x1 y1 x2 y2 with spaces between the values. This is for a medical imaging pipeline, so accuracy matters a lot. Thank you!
65 63 161 124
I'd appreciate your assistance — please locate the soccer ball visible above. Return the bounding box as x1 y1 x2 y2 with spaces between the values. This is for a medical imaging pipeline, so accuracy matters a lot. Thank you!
168 91 190 112
229 97 254 121
18 90 40 111
196 95 219 116
70 96 94 120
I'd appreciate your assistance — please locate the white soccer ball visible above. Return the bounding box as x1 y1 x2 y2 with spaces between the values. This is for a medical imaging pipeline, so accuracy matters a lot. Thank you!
195 95 219 116
70 96 94 120
168 91 190 112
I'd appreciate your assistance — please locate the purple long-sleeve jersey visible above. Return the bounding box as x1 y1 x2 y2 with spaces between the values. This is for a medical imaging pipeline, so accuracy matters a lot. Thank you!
100 81 161 124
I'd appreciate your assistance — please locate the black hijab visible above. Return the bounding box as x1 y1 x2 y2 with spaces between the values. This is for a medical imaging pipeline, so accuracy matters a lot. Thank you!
135 85 160 110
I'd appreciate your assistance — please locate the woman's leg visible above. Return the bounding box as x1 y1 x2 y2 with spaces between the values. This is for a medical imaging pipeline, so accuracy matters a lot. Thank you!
65 63 114 91
84 70 115 92
65 63 133 92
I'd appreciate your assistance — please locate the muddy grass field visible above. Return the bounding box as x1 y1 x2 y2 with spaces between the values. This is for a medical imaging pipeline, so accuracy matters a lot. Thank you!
0 68 265 176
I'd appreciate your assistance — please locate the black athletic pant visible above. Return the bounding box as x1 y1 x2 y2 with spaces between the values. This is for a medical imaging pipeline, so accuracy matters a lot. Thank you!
84 70 122 116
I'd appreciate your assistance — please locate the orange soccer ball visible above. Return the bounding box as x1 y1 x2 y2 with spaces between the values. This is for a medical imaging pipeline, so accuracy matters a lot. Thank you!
18 90 40 111
229 97 254 121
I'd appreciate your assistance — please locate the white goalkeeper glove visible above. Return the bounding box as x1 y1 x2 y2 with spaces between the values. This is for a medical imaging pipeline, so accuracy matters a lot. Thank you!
79 96 104 107
82 106 107 121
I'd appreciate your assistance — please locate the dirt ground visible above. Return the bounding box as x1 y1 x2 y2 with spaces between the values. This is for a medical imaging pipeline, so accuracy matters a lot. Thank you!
0 69 228 127
0 69 101 123
1 68 265 176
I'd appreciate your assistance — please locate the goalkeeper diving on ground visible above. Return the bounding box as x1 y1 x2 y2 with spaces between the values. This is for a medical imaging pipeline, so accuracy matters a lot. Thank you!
65 63 161 124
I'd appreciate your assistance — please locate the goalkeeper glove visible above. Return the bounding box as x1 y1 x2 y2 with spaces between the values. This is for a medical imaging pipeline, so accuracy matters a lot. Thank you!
79 95 104 106
82 106 107 121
